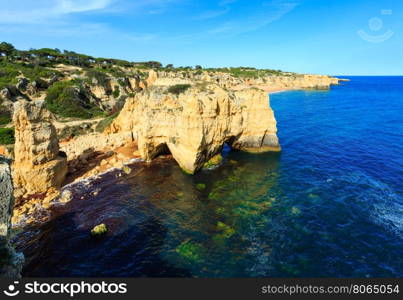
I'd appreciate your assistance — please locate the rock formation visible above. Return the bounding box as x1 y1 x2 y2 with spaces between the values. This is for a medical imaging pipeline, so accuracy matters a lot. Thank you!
12 100 67 197
107 84 280 173
0 156 24 278
154 71 340 92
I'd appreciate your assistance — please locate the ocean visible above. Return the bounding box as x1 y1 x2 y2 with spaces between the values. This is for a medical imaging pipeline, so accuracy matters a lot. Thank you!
17 76 403 277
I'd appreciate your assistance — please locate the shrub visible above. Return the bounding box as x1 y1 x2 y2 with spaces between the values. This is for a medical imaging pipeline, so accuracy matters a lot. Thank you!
0 127 15 144
112 86 120 98
0 62 19 90
58 123 93 140
45 80 103 119
85 69 109 87
167 84 191 95
0 109 11 125
0 60 60 90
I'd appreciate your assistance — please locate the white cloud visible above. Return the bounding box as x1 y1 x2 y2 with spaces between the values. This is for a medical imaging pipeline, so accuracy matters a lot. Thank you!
0 0 114 24
194 8 230 20
175 0 299 42
58 0 114 14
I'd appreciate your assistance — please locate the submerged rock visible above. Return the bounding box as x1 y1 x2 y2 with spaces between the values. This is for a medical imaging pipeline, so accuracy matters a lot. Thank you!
175 240 203 263
91 223 108 237
196 183 206 191
203 154 223 169
122 166 131 174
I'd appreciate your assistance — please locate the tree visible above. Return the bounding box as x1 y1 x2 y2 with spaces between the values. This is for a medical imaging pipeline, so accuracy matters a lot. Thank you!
144 61 162 69
166 64 174 69
195 65 202 70
0 42 15 57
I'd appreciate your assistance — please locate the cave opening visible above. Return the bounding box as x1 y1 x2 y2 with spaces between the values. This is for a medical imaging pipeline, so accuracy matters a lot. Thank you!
152 143 172 159
221 136 238 158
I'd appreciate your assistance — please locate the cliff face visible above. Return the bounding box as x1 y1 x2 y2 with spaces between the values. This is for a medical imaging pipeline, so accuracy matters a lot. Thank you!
0 156 24 278
154 71 339 91
108 84 280 173
12 100 67 197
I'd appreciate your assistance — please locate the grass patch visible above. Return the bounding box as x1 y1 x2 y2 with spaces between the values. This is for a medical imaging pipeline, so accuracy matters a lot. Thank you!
95 112 119 133
0 127 15 144
167 84 191 95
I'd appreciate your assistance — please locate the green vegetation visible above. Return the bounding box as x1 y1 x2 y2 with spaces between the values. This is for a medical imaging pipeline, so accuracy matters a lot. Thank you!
0 60 60 90
85 69 109 87
58 123 93 140
0 42 15 57
206 67 286 78
95 112 119 133
45 80 103 119
196 183 206 191
215 221 235 239
167 84 191 95
112 86 120 98
203 154 223 168
175 240 203 263
0 110 12 125
0 127 15 144
0 62 19 90
0 41 297 127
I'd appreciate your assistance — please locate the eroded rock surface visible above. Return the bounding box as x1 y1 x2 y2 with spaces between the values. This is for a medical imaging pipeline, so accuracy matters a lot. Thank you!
12 100 67 197
108 84 280 173
0 156 24 278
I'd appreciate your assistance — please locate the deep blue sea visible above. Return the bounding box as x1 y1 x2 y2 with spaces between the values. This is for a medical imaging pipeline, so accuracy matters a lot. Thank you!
18 76 403 277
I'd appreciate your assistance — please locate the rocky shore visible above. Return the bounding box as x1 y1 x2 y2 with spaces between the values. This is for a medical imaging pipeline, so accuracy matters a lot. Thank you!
0 157 24 277
0 60 342 273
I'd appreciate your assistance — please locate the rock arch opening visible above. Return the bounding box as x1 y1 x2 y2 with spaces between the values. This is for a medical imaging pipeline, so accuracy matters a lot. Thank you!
150 142 172 159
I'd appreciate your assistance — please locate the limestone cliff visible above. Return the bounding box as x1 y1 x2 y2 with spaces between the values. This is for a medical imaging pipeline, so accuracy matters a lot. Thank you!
154 71 340 92
12 100 67 197
0 156 24 278
107 84 280 173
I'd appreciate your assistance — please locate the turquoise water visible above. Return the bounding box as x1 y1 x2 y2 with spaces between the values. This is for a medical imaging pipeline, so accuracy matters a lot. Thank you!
18 76 403 277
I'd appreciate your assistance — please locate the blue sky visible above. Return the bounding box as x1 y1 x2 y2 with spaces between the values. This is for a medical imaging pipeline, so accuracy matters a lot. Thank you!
0 0 402 75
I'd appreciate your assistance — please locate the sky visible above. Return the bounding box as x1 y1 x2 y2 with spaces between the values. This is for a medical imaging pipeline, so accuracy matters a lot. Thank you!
0 0 402 75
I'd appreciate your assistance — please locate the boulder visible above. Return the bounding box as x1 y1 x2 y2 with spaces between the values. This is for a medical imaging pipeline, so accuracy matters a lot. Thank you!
0 88 11 101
